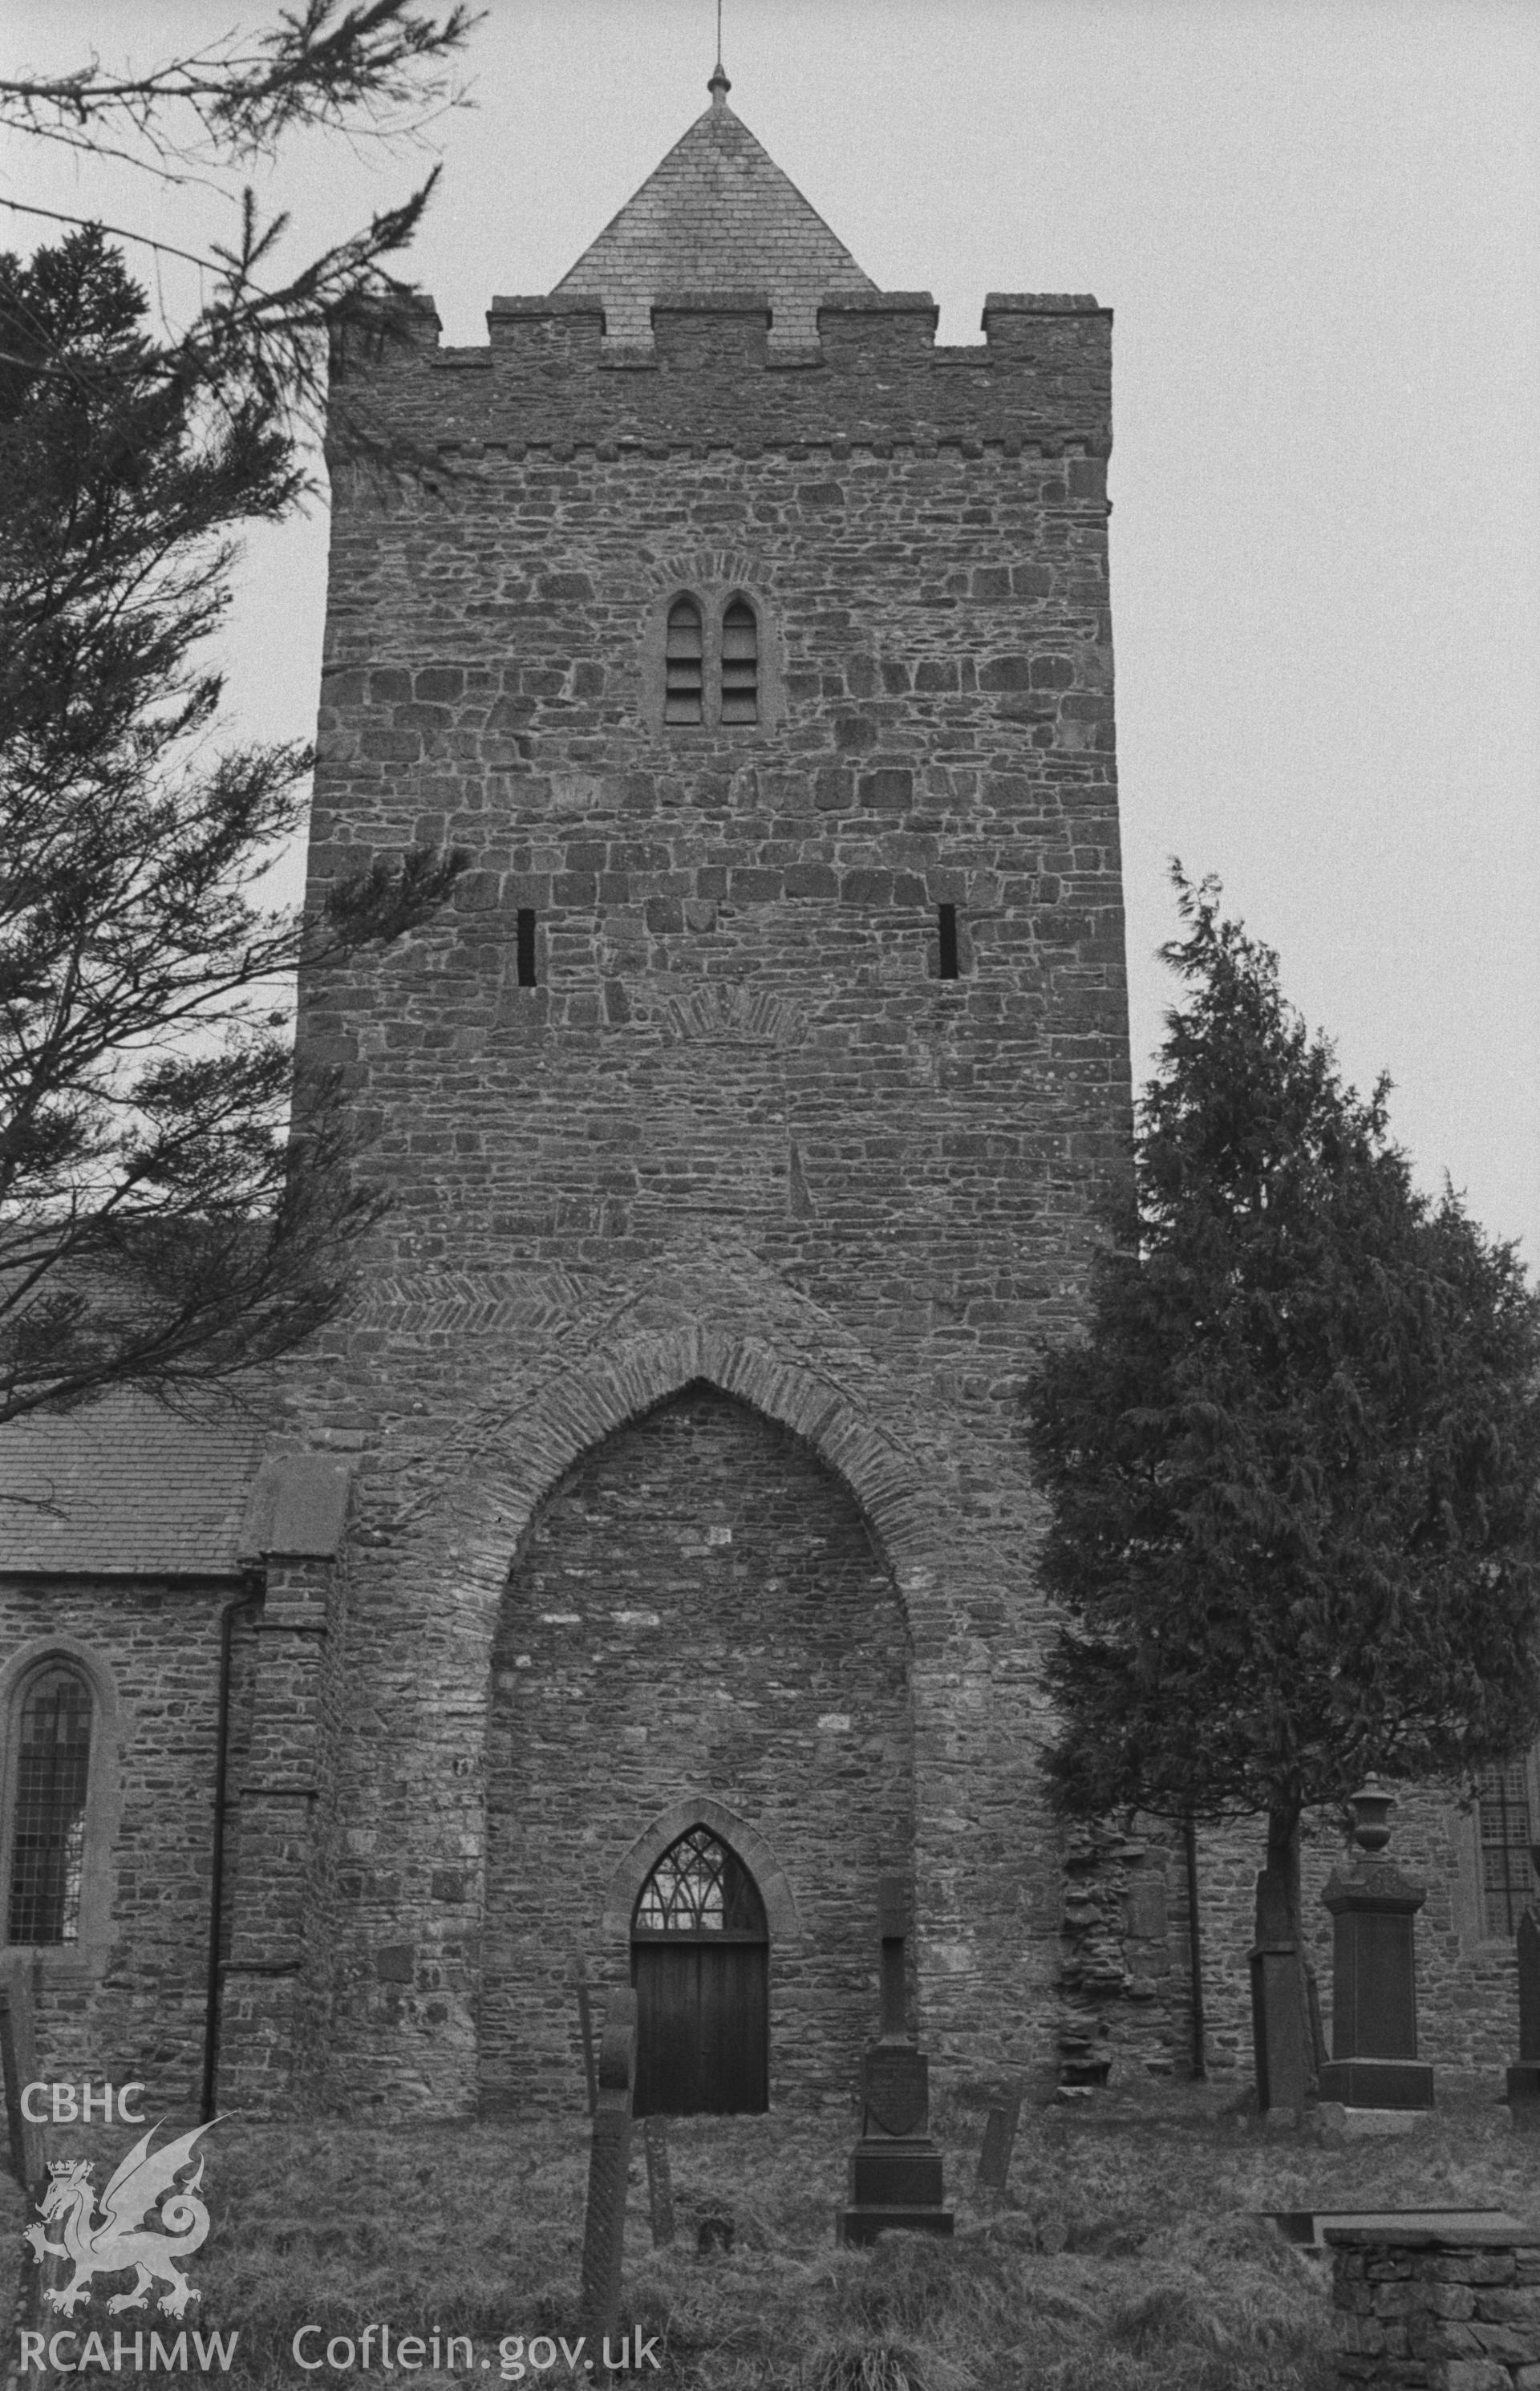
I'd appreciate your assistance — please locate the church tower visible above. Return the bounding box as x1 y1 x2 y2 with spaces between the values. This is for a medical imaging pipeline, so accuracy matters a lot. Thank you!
217 68 1131 2114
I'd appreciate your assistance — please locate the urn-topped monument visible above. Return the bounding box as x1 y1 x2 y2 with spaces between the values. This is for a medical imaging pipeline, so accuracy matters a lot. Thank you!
1319 1780 1435 2112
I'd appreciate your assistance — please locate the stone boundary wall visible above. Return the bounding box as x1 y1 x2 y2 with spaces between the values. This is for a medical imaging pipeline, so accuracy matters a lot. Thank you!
1331 2225 1540 2388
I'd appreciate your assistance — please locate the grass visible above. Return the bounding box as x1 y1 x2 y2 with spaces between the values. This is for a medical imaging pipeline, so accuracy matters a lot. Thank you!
6 2081 1540 2387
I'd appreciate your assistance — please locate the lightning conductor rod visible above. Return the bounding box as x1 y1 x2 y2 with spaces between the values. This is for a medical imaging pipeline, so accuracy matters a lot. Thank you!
709 2 730 106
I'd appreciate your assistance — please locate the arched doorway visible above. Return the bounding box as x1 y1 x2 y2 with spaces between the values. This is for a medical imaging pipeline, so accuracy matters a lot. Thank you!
477 1381 912 2113
630 1826 768 2116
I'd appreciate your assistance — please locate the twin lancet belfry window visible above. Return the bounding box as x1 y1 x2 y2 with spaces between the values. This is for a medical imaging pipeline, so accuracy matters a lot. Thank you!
665 595 759 726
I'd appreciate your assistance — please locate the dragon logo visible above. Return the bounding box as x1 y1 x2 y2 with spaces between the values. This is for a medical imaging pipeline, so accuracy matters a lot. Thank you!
24 2122 215 2319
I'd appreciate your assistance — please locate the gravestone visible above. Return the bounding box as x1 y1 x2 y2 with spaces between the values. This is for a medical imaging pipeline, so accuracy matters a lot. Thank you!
0 1960 47 2350
1250 1865 1312 2113
1269 2204 1525 2249
837 1878 954 2246
876 1875 906 2040
1518 1899 1540 2057
1505 1894 1540 2127
573 1950 598 2118
1319 1781 1435 2112
578 1987 637 2348
975 2091 1023 2192
642 2114 675 2246
0 1961 43 2193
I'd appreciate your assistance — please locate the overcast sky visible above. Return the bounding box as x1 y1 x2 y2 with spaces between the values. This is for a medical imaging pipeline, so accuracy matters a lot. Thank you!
7 0 1538 1254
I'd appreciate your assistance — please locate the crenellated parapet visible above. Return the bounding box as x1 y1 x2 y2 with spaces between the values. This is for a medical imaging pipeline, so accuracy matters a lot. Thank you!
333 288 1112 459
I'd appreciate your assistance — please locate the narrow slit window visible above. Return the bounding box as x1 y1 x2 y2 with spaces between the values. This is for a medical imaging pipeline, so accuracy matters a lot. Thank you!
664 597 704 723
6 1667 91 1945
938 903 960 980
516 908 537 987
720 598 759 724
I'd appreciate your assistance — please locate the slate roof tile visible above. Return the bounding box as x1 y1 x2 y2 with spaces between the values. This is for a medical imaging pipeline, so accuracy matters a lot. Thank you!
554 87 875 343
0 1390 266 1576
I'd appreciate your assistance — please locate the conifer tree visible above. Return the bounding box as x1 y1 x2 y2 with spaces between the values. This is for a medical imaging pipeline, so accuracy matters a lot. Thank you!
0 8 476 1420
0 228 461 1423
0 4 476 449
1025 871 1540 2085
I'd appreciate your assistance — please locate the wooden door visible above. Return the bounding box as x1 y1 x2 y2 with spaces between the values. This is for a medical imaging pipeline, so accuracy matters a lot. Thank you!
630 1826 769 2117
632 1939 768 2116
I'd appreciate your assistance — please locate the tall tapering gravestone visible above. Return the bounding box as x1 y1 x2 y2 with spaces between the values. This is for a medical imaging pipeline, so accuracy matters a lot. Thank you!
642 2113 675 2246
1505 1847 1540 2130
0 1958 47 2344
1319 1781 1434 2113
578 1987 638 2348
975 2089 1023 2192
837 1878 954 2247
0 1960 43 2194
1250 1865 1313 2113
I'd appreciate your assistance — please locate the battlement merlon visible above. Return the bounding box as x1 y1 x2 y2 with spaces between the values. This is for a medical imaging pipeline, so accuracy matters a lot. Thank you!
328 289 1112 458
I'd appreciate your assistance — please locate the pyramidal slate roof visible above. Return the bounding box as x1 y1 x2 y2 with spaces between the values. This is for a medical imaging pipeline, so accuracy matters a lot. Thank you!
0 1389 265 1576
553 70 876 344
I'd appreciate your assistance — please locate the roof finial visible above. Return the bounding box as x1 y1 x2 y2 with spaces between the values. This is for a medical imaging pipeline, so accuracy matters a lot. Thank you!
708 0 730 104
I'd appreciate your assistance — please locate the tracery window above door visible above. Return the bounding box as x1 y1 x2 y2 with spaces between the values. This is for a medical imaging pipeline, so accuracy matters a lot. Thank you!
632 1827 768 1939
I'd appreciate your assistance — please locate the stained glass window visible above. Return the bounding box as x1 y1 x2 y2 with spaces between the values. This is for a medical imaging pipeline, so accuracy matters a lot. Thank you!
633 1828 767 1938
6 1668 91 1944
1477 1761 1535 1937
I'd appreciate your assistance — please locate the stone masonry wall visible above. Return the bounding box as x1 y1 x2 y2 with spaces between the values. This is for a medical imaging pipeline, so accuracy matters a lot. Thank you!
1331 2227 1540 2389
1185 1794 1521 2091
0 1576 245 2113
272 288 1130 2113
1058 1820 1196 2088
478 1384 912 2111
218 1558 348 2113
1072 1791 1520 2095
